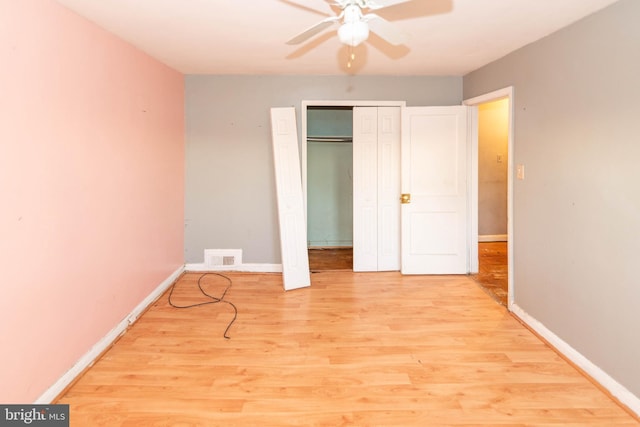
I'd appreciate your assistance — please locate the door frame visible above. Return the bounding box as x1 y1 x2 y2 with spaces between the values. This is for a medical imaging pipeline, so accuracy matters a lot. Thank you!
301 100 406 238
463 86 515 309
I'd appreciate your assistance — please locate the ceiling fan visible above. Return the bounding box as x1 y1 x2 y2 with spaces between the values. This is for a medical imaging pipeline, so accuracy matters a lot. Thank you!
286 0 411 47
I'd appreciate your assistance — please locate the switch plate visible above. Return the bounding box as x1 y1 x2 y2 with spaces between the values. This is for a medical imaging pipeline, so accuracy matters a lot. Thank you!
516 164 525 180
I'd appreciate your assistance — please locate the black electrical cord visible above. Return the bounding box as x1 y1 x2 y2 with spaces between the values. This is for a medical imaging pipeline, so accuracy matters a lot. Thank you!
168 272 238 339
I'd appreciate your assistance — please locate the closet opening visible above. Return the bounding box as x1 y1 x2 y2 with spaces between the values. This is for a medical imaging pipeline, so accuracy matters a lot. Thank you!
301 100 406 273
306 106 354 271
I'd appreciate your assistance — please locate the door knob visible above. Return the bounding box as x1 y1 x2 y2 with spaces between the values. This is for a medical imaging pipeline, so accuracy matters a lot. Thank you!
400 193 411 204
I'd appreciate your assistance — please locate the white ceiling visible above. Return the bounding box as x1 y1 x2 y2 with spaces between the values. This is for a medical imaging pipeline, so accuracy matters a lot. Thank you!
54 0 619 76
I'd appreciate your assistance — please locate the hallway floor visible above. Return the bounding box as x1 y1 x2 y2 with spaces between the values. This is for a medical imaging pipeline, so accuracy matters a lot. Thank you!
472 242 508 306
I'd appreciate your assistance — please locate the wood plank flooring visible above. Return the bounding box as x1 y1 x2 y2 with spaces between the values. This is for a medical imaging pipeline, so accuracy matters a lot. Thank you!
472 242 508 306
56 272 638 426
309 244 509 307
308 247 353 271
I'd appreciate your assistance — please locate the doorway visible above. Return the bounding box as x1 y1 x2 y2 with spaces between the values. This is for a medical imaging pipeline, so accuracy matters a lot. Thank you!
464 87 514 308
476 99 509 305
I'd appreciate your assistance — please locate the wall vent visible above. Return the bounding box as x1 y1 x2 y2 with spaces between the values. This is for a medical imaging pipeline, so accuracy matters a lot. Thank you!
204 249 242 268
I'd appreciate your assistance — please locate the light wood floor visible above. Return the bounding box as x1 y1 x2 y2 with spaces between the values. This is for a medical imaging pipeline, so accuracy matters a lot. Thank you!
57 272 638 426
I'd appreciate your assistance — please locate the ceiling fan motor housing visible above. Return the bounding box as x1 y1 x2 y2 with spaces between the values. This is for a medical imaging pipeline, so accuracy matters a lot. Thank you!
338 4 370 46
286 0 409 47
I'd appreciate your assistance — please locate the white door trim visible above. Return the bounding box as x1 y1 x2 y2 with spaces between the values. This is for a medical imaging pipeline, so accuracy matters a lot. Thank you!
463 86 515 309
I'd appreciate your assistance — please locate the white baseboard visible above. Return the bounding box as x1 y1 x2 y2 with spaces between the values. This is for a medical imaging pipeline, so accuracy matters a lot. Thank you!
35 265 185 404
511 303 640 417
185 263 282 273
478 234 507 242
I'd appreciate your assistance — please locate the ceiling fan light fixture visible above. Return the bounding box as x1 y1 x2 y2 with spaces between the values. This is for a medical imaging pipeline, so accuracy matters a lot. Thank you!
338 21 369 47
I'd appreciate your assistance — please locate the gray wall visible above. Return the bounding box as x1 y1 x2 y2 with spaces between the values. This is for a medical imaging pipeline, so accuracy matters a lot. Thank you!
464 0 640 398
185 75 462 263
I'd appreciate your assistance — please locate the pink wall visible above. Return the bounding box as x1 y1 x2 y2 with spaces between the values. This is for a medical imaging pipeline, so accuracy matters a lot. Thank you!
0 0 184 402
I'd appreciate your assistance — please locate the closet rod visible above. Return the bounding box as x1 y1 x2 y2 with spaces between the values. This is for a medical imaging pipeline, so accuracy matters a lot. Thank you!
307 136 353 143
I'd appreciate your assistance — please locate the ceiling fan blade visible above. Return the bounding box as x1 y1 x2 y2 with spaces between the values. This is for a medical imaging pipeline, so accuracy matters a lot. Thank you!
286 17 340 45
364 13 408 45
332 0 352 8
279 0 332 17
364 0 412 10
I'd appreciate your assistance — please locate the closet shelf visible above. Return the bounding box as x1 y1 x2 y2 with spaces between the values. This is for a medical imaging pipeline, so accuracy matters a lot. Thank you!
307 136 353 143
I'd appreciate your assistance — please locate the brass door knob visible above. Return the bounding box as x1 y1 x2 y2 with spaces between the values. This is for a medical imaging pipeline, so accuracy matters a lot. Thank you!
400 193 411 204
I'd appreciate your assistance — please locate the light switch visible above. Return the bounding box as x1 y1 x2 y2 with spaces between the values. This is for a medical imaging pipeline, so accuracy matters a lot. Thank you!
516 164 525 180
497 154 503 163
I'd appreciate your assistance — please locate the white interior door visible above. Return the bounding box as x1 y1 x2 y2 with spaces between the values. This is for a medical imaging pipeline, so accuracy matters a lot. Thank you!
270 107 311 290
401 106 468 274
353 106 401 272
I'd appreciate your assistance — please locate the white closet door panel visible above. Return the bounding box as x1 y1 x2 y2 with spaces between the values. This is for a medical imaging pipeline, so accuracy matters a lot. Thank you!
353 107 378 272
270 107 311 290
377 106 401 271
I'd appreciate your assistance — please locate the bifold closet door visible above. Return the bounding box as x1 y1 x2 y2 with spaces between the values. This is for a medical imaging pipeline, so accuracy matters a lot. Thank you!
353 106 401 272
270 107 311 290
